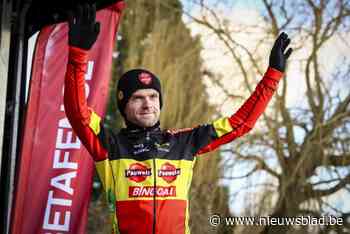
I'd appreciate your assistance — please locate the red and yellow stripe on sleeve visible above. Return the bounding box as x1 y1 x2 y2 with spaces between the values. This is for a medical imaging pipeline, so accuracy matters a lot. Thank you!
196 67 283 155
64 46 108 162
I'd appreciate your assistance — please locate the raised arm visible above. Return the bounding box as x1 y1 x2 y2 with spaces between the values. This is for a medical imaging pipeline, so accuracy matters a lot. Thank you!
195 67 283 155
64 4 108 161
170 33 293 156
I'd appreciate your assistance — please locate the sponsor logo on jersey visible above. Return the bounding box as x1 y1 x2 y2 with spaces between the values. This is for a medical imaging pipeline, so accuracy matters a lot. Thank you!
133 147 150 155
132 143 150 155
129 186 176 197
158 162 181 183
138 72 152 85
133 143 144 148
125 163 152 182
155 142 170 153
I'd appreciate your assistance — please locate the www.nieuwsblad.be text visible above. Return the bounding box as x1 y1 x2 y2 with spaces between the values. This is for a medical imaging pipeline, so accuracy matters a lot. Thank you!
209 214 343 227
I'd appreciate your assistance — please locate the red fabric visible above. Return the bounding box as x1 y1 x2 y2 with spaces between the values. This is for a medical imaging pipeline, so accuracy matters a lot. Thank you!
64 47 108 162
11 3 124 234
116 200 187 234
197 67 283 155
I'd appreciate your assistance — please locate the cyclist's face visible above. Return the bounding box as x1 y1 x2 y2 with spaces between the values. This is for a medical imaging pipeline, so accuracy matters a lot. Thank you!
125 89 160 128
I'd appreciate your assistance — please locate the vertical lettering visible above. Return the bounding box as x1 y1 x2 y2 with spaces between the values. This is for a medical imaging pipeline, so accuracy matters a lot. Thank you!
51 172 77 195
53 150 78 169
43 191 72 231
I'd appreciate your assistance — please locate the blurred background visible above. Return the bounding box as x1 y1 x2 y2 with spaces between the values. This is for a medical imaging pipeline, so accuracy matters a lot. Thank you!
86 0 350 233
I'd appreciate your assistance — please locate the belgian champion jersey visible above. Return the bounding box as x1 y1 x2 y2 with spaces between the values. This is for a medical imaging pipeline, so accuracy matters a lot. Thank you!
64 46 283 234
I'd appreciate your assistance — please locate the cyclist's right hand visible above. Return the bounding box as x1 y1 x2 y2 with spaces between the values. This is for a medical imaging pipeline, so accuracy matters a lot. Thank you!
68 4 100 50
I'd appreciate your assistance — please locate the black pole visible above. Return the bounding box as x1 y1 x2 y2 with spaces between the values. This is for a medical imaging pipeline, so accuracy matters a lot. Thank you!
0 0 30 233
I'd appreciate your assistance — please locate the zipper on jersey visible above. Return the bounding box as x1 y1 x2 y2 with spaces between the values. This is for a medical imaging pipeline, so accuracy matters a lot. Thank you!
152 152 157 234
146 131 157 234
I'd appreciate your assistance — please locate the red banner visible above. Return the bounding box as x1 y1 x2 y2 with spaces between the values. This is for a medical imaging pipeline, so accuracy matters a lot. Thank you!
11 2 124 233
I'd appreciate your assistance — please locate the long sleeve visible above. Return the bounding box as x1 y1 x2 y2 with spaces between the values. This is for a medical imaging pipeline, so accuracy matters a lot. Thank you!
170 67 283 156
64 46 108 161
227 67 282 130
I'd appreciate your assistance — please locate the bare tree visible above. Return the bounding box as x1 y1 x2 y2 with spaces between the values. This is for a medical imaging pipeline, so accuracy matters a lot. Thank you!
184 0 350 233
